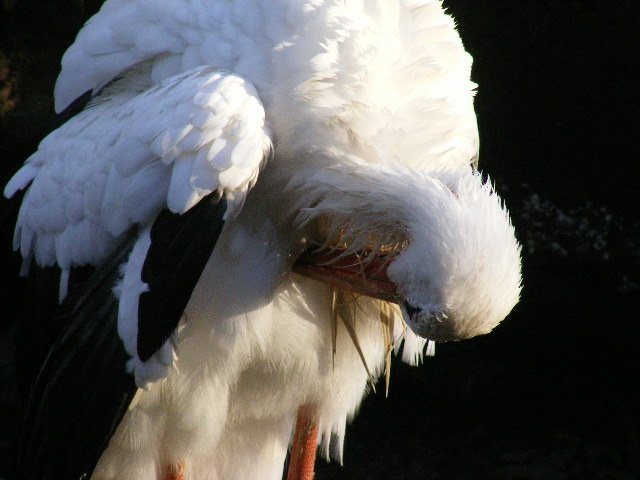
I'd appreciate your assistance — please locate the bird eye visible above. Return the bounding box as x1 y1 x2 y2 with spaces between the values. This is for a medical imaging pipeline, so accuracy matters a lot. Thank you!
403 300 422 318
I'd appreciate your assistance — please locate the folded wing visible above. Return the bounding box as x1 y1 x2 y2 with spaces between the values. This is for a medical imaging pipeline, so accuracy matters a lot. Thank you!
6 66 271 479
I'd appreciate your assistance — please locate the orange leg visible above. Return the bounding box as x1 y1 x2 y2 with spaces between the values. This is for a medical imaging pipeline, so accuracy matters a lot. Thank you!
165 462 185 480
287 404 319 480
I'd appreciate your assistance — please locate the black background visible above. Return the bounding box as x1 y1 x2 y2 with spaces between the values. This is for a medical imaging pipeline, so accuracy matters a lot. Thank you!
1 1 639 479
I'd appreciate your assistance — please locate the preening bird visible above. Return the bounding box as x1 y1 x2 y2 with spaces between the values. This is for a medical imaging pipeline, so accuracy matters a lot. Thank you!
4 1 522 479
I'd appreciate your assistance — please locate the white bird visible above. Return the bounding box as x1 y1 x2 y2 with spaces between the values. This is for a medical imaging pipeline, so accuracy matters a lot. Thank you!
4 1 522 479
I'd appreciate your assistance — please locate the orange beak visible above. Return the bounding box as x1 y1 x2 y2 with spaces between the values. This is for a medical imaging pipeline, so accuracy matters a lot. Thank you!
292 250 397 302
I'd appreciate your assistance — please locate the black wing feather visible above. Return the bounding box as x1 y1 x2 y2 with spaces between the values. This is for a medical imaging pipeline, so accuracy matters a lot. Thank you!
16 189 228 477
138 191 227 361
16 266 94 403
18 233 138 480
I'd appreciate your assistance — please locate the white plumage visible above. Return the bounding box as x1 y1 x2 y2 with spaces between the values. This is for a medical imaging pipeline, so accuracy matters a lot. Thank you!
5 1 522 479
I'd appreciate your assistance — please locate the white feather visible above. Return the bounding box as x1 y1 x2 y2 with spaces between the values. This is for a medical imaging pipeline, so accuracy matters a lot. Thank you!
7 66 270 267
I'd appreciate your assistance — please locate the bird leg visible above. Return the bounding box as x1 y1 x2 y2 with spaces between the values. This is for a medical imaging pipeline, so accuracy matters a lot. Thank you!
287 404 319 480
164 462 185 480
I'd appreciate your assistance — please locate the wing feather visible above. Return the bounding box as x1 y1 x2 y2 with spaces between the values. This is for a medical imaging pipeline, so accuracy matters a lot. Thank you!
138 191 227 362
53 0 280 113
18 236 138 480
6 66 271 392
6 66 271 270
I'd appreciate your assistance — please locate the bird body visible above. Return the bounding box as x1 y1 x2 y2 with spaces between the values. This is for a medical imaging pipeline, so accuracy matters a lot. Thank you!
4 1 522 479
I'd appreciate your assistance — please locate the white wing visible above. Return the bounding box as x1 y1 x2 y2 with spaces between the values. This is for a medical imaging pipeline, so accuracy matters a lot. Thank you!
5 66 271 271
53 0 479 172
53 0 298 113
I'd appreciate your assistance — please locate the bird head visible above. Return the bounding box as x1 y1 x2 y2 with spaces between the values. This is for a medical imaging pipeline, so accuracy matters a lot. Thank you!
385 170 522 341
292 161 522 342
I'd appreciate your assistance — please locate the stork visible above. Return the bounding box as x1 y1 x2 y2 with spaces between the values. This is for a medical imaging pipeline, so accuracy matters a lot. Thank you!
4 1 522 479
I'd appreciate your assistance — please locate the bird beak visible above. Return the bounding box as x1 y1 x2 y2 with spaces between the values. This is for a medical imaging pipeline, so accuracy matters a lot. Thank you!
292 250 397 302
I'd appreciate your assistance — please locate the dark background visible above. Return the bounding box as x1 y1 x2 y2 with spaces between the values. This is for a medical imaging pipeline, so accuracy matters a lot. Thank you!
1 1 639 479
